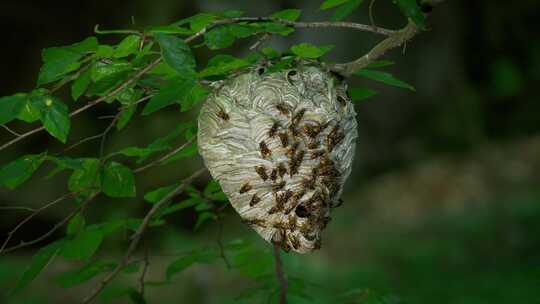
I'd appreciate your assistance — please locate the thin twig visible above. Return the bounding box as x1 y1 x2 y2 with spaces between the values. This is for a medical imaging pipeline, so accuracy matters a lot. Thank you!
63 134 104 153
82 168 207 304
216 219 231 269
369 0 377 29
1 124 21 137
134 137 196 173
138 250 150 296
273 243 288 304
0 206 38 212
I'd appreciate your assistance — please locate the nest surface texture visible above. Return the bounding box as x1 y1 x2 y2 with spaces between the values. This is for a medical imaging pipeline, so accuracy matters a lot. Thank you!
198 65 357 253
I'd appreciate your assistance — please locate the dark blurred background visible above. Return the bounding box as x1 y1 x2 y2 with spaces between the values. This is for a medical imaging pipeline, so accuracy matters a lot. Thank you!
1 0 539 303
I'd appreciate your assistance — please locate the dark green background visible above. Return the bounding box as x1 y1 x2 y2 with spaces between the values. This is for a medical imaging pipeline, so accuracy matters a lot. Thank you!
0 0 539 303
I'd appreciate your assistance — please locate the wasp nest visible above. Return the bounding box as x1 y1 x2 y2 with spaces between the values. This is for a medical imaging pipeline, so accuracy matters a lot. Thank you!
198 65 357 253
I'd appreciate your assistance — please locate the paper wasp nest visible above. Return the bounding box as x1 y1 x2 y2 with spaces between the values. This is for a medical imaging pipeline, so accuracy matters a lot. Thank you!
198 65 357 253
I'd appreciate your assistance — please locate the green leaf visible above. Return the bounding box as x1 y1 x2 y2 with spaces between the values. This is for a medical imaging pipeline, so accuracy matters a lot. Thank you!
291 43 334 59
180 83 208 113
17 97 41 123
198 55 250 78
46 156 84 178
114 35 141 58
142 76 202 115
147 25 194 35
0 153 46 189
55 260 115 288
261 47 280 59
203 180 228 202
259 22 294 36
348 87 377 102
96 45 115 58
37 97 71 143
0 94 27 125
271 9 302 21
144 184 178 204
102 161 136 198
117 105 137 130
162 142 198 164
355 69 415 91
87 62 132 97
71 69 92 101
68 158 101 194
37 37 98 85
13 240 65 294
166 249 218 280
60 226 103 261
159 198 200 217
394 0 425 28
320 0 350 9
204 26 236 50
154 33 196 76
67 213 86 236
366 60 395 68
330 0 363 21
194 212 217 230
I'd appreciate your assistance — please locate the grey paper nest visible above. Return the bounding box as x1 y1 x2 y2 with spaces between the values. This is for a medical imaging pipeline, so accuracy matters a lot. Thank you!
198 64 357 253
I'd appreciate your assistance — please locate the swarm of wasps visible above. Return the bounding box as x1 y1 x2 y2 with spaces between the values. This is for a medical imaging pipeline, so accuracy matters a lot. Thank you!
199 65 357 254
225 95 347 252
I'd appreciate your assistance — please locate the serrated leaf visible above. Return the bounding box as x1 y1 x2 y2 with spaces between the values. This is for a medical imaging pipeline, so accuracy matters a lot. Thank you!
348 87 377 102
60 227 103 261
96 45 114 58
12 240 65 294
271 9 302 21
0 152 46 189
37 37 98 85
0 94 27 125
142 76 200 115
291 43 334 59
162 142 198 164
259 22 294 36
71 69 92 101
68 158 101 194
114 35 141 58
67 213 86 236
154 33 196 76
38 98 71 143
17 97 41 123
394 0 425 28
179 83 208 113
102 161 136 198
320 0 350 10
87 62 132 97
356 69 415 91
204 26 236 50
330 0 363 21
46 156 84 178
55 260 115 288
198 55 250 78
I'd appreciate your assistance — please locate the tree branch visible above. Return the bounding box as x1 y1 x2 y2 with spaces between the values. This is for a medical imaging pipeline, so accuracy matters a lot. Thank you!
82 167 207 304
273 242 288 304
327 20 419 77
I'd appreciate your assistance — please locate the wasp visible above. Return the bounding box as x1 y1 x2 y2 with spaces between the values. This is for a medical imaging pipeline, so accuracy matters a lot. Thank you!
310 149 325 159
268 121 280 138
249 194 262 207
307 141 320 150
295 204 310 218
292 108 306 125
289 150 305 176
327 124 345 152
243 218 266 228
288 215 298 230
270 168 278 182
287 141 299 158
255 165 269 181
272 180 286 192
303 123 322 139
278 132 289 148
285 190 305 215
276 103 290 116
259 140 272 159
217 108 230 121
276 163 287 178
239 182 252 194
302 176 316 190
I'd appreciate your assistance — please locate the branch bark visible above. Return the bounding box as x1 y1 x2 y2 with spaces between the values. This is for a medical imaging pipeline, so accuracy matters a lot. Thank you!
273 242 288 304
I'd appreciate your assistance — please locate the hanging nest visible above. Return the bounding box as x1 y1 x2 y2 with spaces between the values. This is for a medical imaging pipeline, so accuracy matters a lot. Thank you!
198 63 357 253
